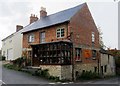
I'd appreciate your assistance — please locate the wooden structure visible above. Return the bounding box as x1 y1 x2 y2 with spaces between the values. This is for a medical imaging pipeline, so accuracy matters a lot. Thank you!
31 41 73 66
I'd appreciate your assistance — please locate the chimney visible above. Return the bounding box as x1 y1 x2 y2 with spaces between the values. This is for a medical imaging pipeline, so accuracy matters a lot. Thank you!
40 7 47 18
30 14 38 24
16 25 23 32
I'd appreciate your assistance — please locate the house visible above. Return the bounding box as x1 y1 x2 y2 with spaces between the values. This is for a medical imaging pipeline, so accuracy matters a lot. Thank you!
22 3 100 80
0 50 1 56
1 25 23 60
100 49 116 76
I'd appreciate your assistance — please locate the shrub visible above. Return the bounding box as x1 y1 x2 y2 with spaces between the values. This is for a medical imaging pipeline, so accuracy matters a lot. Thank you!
3 63 22 71
78 70 100 80
34 69 50 78
12 57 27 67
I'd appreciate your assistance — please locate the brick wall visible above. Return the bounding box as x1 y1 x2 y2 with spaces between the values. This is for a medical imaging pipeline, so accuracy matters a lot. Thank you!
23 23 68 48
70 4 99 48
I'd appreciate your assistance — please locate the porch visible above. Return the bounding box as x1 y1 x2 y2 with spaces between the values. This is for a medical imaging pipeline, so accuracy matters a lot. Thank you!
31 41 73 66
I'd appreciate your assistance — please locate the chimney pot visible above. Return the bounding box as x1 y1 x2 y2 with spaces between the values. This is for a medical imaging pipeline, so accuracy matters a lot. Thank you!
40 7 47 18
30 14 38 24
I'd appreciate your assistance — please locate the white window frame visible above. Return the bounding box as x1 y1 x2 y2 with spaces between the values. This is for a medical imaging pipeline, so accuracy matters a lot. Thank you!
92 32 95 42
40 32 45 43
28 34 34 43
56 28 65 38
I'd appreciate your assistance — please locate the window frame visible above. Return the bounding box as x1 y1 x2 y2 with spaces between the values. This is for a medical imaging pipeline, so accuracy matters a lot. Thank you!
40 31 45 43
92 32 95 42
28 34 35 43
56 28 65 38
92 50 97 59
75 48 82 61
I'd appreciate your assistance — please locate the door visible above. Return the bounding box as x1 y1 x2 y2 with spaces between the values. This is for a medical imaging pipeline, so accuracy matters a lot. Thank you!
7 48 13 60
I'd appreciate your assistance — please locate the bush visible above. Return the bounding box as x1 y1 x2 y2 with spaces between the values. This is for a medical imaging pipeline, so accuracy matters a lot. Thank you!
3 63 22 71
34 69 50 78
78 70 100 80
12 57 27 67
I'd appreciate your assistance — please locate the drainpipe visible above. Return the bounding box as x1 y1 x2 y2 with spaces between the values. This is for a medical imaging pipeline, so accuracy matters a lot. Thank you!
70 27 75 81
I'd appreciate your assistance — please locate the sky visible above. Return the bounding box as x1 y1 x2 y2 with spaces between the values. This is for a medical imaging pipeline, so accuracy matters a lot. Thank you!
0 0 118 49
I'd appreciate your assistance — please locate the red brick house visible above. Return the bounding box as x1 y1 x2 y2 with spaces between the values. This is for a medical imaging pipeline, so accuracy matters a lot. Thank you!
22 3 100 80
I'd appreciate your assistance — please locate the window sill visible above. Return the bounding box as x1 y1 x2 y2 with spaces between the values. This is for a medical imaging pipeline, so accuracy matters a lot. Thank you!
92 57 96 60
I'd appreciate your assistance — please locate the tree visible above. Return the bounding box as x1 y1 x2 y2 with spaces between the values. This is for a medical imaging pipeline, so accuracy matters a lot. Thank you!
97 26 105 49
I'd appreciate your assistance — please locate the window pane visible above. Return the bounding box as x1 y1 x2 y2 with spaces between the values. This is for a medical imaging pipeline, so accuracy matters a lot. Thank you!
28 34 34 43
56 28 64 38
40 32 45 43
92 32 95 42
75 48 81 61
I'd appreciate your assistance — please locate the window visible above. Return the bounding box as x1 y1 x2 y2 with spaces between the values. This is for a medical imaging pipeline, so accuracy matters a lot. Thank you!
40 32 45 43
92 32 95 42
94 67 97 73
104 65 107 72
57 28 65 38
92 50 97 59
75 48 82 61
28 34 34 43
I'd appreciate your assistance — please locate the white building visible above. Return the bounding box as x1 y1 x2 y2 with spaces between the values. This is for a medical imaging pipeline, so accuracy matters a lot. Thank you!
100 49 116 76
1 25 23 60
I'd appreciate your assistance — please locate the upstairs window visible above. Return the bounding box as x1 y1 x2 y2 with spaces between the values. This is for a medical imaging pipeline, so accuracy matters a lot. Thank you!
92 32 95 42
75 48 82 61
92 50 97 59
57 28 65 38
28 34 34 43
40 32 45 43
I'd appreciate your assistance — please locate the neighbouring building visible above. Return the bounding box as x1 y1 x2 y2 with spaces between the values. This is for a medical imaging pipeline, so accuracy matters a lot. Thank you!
1 25 23 60
22 3 100 80
0 50 1 56
100 49 116 76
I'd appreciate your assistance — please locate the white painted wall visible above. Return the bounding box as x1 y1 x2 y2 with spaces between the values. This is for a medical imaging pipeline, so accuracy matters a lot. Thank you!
100 53 116 76
1 34 14 60
1 29 23 60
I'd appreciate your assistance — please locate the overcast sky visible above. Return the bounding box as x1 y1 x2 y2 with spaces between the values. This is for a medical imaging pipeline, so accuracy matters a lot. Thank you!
0 0 118 49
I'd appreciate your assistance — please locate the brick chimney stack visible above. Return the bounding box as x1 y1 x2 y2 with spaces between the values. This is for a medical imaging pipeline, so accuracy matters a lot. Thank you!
40 7 47 18
16 25 23 32
30 14 38 24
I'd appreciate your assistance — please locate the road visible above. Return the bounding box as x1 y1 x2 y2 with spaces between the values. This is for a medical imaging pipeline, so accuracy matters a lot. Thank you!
1 63 120 85
2 67 50 84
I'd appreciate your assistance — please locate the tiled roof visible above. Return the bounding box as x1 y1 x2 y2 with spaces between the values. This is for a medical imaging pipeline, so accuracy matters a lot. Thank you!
22 3 85 33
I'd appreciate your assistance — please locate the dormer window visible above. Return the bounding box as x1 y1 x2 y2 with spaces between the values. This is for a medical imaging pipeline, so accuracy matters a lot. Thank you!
28 34 34 43
56 28 65 38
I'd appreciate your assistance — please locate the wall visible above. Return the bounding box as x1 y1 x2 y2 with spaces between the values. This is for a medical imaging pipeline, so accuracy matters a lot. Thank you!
100 53 116 76
2 34 14 60
2 29 23 60
23 23 68 48
13 30 23 59
39 65 62 79
39 65 72 80
70 3 99 48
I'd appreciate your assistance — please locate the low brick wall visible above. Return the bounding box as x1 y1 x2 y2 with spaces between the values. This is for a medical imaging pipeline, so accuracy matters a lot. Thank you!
61 65 72 80
39 65 62 79
39 65 72 80
74 63 98 76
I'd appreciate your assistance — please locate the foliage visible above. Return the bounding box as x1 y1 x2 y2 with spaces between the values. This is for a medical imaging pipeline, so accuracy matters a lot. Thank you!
34 69 50 78
12 57 27 67
78 70 100 80
3 63 22 71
